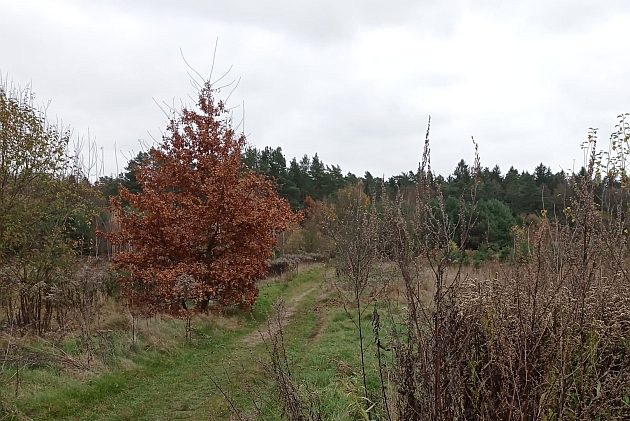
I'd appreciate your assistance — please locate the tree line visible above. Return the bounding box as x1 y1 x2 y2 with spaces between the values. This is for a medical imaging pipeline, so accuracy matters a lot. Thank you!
99 144 575 259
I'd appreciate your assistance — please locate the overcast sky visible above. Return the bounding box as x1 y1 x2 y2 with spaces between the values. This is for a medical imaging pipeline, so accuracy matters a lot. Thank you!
2 0 629 178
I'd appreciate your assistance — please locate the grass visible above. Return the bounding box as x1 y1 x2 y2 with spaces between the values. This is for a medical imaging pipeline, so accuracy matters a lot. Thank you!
0 267 317 419
0 265 399 420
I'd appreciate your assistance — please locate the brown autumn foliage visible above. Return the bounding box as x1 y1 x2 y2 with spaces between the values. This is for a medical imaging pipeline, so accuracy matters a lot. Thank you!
108 83 296 315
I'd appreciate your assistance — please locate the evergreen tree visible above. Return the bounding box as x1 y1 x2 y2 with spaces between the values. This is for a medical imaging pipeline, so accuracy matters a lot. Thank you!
309 153 327 200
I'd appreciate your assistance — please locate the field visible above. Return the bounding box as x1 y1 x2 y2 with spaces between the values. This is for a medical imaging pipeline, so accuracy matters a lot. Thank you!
5 251 628 420
1 265 396 420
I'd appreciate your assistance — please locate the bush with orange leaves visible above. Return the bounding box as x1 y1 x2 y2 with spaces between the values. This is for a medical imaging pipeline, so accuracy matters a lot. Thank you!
108 83 296 315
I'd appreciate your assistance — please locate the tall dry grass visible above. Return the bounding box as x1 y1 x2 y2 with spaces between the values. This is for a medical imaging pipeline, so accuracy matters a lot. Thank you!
377 124 630 420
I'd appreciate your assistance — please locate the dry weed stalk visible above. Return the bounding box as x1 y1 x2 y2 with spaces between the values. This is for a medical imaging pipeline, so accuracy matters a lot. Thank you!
377 121 630 420
260 301 323 421
325 182 381 399
378 119 481 420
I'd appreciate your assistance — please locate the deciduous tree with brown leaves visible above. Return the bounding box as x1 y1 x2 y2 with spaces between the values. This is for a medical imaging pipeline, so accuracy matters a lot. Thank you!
109 83 295 316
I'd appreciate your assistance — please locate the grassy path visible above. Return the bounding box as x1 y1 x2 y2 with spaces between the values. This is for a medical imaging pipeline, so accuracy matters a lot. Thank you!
9 265 386 420
10 268 324 420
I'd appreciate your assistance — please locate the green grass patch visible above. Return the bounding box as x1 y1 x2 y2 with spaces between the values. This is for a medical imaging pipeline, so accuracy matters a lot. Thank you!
0 266 326 420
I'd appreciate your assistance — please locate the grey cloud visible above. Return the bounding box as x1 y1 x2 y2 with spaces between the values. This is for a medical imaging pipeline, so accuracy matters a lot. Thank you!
66 0 463 43
2 0 630 180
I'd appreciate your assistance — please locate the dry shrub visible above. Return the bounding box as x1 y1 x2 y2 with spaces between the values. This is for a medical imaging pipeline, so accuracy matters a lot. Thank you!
379 124 630 420
448 222 630 419
268 257 299 277
445 168 630 420
1 257 108 336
